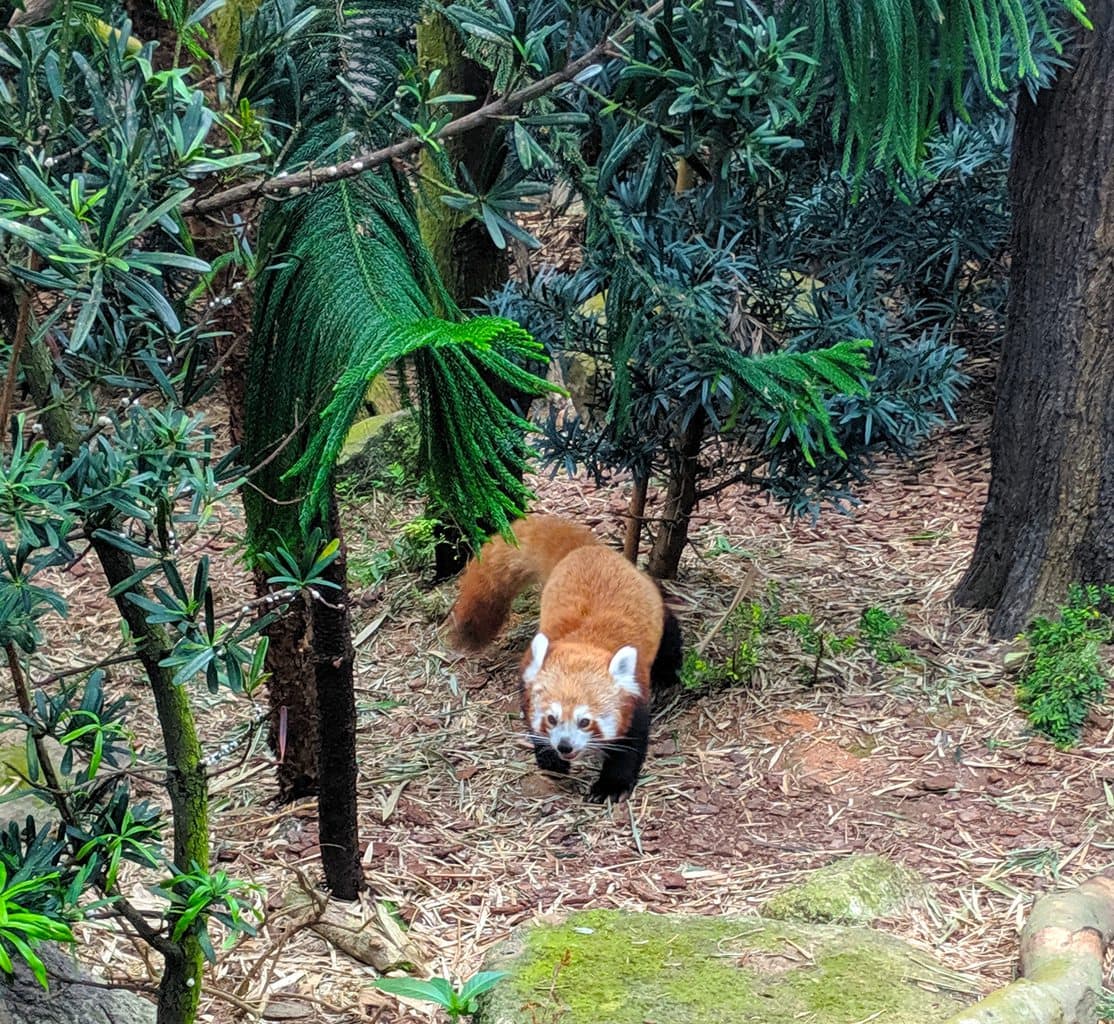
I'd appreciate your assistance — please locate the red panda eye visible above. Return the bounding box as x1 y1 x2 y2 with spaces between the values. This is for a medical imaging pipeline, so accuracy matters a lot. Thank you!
578 717 591 729
546 713 558 727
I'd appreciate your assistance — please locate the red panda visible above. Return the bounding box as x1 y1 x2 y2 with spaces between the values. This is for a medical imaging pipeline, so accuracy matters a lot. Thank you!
448 515 683 802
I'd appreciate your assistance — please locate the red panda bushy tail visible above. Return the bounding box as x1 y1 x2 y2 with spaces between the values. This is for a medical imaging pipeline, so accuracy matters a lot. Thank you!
448 515 600 651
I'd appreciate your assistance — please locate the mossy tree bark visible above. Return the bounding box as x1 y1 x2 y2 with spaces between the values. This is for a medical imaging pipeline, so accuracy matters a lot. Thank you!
417 10 519 578
90 534 209 1024
944 867 1114 1024
416 11 508 309
14 320 207 1024
954 5 1114 636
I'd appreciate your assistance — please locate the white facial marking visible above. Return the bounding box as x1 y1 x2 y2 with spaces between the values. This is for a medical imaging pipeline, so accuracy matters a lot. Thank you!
549 718 587 758
608 645 641 697
523 632 549 683
595 713 618 739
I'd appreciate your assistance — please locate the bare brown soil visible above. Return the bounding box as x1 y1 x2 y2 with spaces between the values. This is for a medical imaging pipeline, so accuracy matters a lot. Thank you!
8 376 1113 1023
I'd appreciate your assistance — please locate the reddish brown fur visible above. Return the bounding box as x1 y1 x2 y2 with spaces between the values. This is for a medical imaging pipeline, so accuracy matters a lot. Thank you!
523 547 663 735
448 515 600 650
449 517 665 742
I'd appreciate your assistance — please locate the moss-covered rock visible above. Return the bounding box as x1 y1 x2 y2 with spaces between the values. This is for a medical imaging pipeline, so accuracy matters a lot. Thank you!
476 909 971 1024
762 854 925 926
337 410 420 491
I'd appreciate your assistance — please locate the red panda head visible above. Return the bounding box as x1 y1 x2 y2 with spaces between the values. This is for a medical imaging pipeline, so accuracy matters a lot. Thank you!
521 632 642 761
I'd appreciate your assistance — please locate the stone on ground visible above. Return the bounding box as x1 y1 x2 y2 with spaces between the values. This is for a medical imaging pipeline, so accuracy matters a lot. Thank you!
337 409 419 487
762 854 924 925
0 944 154 1024
475 909 970 1024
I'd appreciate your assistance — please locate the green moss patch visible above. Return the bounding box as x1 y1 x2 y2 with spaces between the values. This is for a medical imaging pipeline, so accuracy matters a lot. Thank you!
477 909 971 1024
337 410 420 490
762 854 924 925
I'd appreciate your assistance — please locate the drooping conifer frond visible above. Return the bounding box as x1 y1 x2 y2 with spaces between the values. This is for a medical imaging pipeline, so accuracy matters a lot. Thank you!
242 0 551 551
794 0 1089 175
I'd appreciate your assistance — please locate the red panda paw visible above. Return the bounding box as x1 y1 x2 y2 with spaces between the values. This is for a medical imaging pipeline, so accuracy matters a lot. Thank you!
586 777 635 804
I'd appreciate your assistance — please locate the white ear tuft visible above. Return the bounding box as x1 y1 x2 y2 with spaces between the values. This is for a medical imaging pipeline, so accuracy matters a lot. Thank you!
523 633 549 683
608 645 641 696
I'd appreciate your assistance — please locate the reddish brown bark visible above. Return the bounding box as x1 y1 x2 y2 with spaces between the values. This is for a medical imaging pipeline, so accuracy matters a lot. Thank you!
646 409 707 579
623 475 649 563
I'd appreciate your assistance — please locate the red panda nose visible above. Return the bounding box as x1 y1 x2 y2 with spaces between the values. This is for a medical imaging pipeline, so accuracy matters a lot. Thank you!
556 739 574 755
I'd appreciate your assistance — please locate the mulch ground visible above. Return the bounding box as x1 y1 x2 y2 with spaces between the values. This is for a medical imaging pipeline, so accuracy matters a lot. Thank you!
7 368 1113 1022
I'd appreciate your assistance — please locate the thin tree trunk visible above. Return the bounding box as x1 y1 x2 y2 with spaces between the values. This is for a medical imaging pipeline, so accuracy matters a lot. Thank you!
646 410 706 579
17 328 206 1024
623 474 648 563
92 535 208 1024
955 7 1114 636
312 496 363 899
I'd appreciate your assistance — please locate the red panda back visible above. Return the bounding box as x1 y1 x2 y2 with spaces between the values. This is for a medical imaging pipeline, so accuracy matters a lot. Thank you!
537 546 665 693
448 515 600 650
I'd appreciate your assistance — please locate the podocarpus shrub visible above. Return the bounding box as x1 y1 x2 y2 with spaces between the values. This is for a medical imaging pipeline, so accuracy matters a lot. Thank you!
467 0 1008 576
0 13 279 1020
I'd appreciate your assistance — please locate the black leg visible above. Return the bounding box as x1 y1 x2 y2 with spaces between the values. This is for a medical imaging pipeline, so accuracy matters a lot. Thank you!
650 608 684 692
588 701 650 803
534 742 570 775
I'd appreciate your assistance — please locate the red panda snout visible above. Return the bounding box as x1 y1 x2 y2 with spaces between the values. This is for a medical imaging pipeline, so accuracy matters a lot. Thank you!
532 700 618 760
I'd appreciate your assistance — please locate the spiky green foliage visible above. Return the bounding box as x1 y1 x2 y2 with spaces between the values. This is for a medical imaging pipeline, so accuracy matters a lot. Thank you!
241 0 550 550
795 0 1089 175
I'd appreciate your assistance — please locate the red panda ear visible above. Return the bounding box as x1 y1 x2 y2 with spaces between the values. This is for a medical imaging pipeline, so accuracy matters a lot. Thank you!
608 645 640 696
523 632 549 682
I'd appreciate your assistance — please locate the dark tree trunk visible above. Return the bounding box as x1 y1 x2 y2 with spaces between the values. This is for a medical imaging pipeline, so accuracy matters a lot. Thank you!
218 301 320 798
955 6 1114 637
646 410 706 579
312 497 363 899
254 568 318 800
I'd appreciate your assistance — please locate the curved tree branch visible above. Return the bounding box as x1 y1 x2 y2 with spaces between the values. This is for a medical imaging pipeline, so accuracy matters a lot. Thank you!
945 867 1114 1024
182 5 662 216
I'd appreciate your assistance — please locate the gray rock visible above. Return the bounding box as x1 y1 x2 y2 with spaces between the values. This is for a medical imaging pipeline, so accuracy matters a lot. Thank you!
335 409 420 491
0 944 154 1024
762 854 925 925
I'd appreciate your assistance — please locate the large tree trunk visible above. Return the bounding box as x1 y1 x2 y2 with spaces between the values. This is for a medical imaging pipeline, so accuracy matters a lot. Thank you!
217 300 319 800
954 8 1114 637
416 11 508 308
256 571 318 800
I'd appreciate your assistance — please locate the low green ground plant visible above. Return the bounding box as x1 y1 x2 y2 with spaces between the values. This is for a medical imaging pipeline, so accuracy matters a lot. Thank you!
1015 584 1114 748
681 586 916 690
375 971 506 1021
